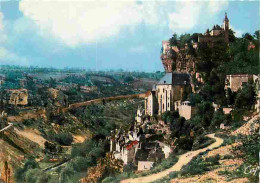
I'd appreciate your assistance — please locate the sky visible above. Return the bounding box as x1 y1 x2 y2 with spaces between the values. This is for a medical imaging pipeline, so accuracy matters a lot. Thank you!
0 0 259 72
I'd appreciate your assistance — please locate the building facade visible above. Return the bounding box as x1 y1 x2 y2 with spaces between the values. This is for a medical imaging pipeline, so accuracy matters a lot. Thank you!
145 72 192 116
174 100 197 120
225 74 253 92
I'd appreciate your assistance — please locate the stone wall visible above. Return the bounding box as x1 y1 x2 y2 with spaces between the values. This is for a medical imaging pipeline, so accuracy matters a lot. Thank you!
67 93 145 110
145 91 157 116
137 161 154 171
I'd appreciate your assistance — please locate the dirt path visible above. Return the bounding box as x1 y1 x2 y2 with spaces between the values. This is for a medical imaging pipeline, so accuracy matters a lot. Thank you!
120 134 223 183
0 123 13 132
14 128 47 148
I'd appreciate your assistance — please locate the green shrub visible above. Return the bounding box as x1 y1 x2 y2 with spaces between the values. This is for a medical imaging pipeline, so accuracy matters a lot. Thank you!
24 169 42 183
102 177 116 183
192 135 215 150
70 156 92 172
53 133 73 146
205 154 220 165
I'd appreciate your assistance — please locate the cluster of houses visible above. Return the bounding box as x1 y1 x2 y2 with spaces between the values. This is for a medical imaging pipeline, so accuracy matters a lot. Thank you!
110 106 172 171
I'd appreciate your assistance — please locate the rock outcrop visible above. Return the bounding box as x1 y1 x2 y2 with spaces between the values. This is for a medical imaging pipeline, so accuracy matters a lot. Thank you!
6 89 28 106
47 88 68 107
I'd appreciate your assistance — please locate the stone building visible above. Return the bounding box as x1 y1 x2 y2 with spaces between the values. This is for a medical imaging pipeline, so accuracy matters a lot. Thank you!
144 90 157 116
174 100 197 120
135 105 144 123
145 72 192 116
225 74 253 92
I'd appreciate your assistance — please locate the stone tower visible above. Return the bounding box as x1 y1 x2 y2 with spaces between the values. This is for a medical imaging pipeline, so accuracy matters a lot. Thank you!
223 12 229 43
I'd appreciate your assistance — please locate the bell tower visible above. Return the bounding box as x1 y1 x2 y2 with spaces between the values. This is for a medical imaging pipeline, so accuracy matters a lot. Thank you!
223 12 229 43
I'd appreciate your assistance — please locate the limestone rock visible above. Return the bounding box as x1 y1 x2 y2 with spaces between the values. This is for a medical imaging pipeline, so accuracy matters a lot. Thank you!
7 89 28 106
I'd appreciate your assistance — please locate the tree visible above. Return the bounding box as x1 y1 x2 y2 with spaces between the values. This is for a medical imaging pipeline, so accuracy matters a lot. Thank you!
196 101 214 127
243 33 254 41
234 82 256 110
226 88 236 106
253 30 259 40
196 42 213 76
179 33 191 48
191 33 201 43
229 29 236 42
161 111 179 124
210 110 225 129
169 33 178 47
123 76 134 83
186 43 196 57
188 93 202 106
54 133 73 146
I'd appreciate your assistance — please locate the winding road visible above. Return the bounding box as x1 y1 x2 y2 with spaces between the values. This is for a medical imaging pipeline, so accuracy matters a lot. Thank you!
121 133 223 183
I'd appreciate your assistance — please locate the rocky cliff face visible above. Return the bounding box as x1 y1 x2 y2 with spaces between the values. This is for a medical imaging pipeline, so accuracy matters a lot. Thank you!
0 161 14 183
47 88 68 107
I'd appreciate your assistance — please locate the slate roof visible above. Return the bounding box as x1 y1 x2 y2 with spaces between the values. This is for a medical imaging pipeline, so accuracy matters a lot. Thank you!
212 24 222 30
158 72 191 85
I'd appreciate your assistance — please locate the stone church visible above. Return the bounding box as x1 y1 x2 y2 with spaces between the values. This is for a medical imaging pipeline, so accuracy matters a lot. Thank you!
145 72 192 116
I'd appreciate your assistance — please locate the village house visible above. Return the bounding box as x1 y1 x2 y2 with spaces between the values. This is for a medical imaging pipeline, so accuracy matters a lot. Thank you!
225 74 253 92
135 106 144 124
174 100 197 120
223 107 233 115
110 118 172 167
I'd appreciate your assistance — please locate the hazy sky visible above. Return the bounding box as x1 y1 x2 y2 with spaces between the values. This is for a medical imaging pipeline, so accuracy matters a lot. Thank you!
0 0 259 71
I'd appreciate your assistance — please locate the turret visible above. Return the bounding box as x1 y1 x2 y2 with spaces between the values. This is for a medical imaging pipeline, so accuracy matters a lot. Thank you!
223 12 229 43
